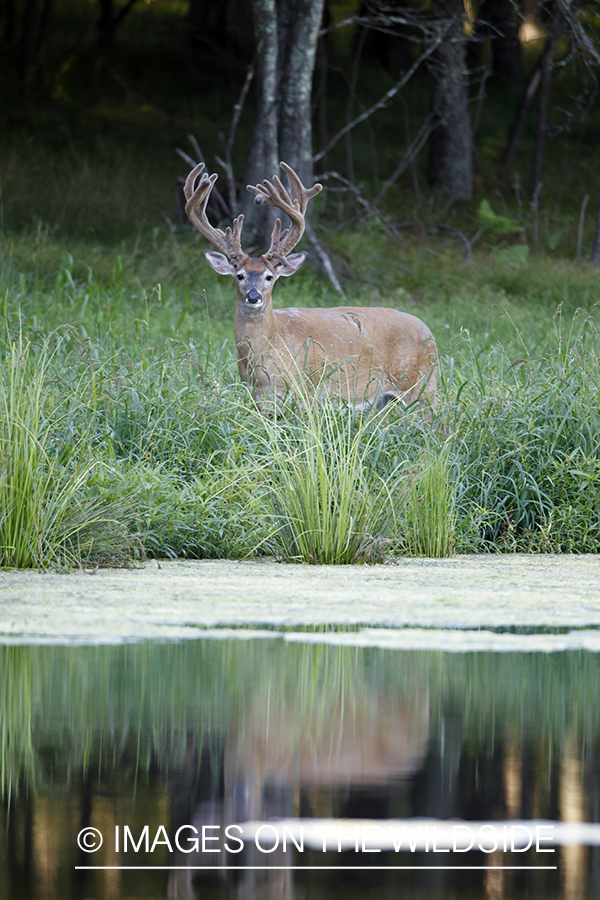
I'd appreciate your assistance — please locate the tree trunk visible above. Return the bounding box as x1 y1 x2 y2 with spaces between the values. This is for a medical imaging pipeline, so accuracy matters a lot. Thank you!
97 0 141 43
97 0 116 39
499 52 545 193
36 0 55 53
428 0 473 200
243 0 280 241
479 0 522 86
242 0 326 243
187 0 254 61
279 0 326 187
529 30 556 198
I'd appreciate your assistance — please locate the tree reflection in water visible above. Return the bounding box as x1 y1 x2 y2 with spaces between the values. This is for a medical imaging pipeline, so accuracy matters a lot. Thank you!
0 639 599 899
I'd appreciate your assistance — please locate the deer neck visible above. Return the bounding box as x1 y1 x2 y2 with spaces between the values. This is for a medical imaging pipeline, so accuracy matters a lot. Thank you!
235 291 277 345
234 291 279 385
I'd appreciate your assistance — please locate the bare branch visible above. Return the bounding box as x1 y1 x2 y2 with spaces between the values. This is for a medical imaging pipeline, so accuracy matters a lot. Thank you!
577 193 589 260
435 224 472 261
221 58 256 214
318 15 361 37
188 134 204 164
318 171 398 238
175 147 197 169
114 0 141 32
306 225 345 296
372 112 435 207
312 33 447 164
157 205 176 233
394 221 473 259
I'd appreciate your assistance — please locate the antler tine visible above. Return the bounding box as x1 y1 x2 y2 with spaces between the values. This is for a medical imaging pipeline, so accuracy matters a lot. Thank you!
246 162 322 263
280 162 322 213
184 164 247 265
183 162 205 202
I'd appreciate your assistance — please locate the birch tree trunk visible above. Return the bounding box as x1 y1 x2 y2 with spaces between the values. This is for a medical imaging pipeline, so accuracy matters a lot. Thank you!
243 0 280 239
278 0 324 186
242 0 326 243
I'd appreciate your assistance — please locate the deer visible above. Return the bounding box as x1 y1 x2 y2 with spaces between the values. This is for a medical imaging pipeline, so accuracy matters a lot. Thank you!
184 161 438 416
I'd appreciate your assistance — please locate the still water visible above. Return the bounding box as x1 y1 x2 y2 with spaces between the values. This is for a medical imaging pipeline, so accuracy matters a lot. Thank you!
1 636 599 900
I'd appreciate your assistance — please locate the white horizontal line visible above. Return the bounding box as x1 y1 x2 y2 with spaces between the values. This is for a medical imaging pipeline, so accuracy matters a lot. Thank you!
75 866 557 871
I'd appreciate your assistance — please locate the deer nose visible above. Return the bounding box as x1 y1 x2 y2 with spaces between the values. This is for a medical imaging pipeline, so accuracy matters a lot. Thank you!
245 288 262 304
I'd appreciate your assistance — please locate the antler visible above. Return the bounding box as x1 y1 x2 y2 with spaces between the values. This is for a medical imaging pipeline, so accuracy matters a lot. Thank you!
184 163 247 266
247 162 322 263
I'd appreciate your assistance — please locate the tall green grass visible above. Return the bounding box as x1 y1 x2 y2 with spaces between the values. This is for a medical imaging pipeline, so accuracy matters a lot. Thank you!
252 391 401 563
0 254 599 566
447 308 600 552
401 448 456 557
0 336 135 567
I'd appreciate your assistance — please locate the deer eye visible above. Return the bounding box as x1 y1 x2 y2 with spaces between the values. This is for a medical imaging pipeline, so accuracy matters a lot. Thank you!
265 275 273 282
236 273 244 281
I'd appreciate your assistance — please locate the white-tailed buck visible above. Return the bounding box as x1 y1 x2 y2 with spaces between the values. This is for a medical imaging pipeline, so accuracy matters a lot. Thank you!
184 161 438 414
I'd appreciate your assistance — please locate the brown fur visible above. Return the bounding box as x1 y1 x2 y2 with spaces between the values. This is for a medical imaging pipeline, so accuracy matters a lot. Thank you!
233 275 438 415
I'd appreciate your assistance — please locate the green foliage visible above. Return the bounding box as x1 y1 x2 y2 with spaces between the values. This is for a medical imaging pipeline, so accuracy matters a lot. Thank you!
1 272 600 566
447 308 600 552
93 459 270 560
0 336 134 567
252 388 400 564
401 448 456 557
478 199 523 236
495 244 529 265
1 209 600 566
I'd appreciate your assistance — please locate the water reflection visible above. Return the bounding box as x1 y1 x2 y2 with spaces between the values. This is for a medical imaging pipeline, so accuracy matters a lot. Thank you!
1 640 599 899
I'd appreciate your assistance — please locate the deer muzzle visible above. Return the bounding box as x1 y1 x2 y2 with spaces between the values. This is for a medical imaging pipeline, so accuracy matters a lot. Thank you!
245 288 262 305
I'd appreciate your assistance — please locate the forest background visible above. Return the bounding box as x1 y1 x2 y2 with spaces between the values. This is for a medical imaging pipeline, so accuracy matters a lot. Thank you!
1 0 600 566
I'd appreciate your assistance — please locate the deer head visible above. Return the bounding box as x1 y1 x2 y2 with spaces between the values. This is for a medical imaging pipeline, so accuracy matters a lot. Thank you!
184 162 322 313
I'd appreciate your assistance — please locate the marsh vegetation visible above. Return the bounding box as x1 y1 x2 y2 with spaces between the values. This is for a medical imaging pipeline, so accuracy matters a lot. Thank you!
1 251 599 566
1 0 600 566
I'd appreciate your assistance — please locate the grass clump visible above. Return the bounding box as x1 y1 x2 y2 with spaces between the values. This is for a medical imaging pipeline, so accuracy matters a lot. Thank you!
401 448 456 557
448 309 600 552
0 336 134 567
254 391 401 564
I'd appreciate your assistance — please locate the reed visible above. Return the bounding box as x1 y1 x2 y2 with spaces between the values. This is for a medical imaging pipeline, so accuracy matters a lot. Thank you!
0 336 134 567
401 448 456 557
252 386 400 564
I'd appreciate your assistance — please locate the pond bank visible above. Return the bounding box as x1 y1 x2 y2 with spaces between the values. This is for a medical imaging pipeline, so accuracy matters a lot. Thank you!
0 555 599 643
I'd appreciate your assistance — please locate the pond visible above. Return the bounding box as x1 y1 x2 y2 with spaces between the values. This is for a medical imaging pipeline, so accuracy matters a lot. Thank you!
1 557 600 900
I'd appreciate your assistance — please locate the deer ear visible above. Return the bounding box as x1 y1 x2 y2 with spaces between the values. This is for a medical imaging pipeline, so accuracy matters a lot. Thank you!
276 252 307 277
204 251 236 276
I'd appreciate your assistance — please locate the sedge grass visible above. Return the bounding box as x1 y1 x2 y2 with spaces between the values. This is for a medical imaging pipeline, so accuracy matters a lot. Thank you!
1 248 600 565
401 448 456 557
0 336 135 567
247 383 403 564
